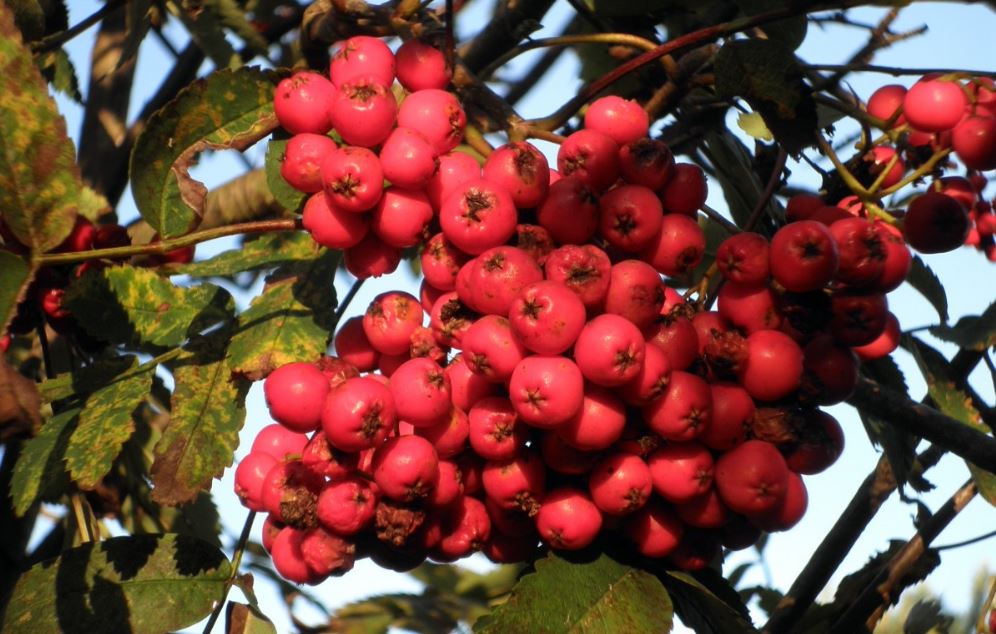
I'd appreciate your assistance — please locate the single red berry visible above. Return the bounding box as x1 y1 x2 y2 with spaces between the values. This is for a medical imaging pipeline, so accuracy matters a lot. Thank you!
866 84 906 127
483 141 550 209
508 280 586 354
330 78 397 148
903 77 967 132
618 138 675 190
468 396 529 461
624 501 683 558
643 370 712 442
426 151 481 210
264 362 330 433
716 232 770 284
584 95 649 145
536 488 603 550
372 435 440 502
659 163 707 216
322 376 396 452
460 315 527 383
396 89 466 155
317 476 377 535
641 214 706 277
439 178 518 255
769 220 839 292
395 39 449 91
234 451 278 511
343 233 402 279
379 127 439 190
320 145 384 213
557 129 620 193
281 133 338 193
274 71 336 135
543 244 612 310
363 291 424 356
302 192 369 249
647 442 714 504
589 452 652 515
390 357 452 427
738 330 803 402
507 355 585 428
330 35 395 88
599 184 664 253
713 440 789 515
370 186 434 248
251 424 309 461
574 314 646 387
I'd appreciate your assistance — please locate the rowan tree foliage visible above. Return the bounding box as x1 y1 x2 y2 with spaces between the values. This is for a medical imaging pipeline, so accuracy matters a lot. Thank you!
0 0 995 632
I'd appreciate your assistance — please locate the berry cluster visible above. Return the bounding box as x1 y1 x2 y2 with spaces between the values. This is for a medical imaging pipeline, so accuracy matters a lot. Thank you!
252 37 996 584
864 75 996 260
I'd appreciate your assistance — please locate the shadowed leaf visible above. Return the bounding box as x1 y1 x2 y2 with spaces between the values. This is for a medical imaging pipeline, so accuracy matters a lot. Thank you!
151 328 250 505
9 407 78 516
227 602 277 634
1 534 230 633
929 302 996 351
179 232 317 278
36 47 81 102
860 355 915 489
661 569 756 634
65 357 156 489
130 66 278 238
907 256 948 323
0 355 42 441
0 250 34 341
228 248 338 380
65 265 234 349
0 3 80 251
715 38 817 153
474 552 673 634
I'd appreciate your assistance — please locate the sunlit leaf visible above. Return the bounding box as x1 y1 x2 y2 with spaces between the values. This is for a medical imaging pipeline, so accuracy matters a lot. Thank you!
9 407 78 516
130 66 278 238
179 232 317 278
475 552 673 633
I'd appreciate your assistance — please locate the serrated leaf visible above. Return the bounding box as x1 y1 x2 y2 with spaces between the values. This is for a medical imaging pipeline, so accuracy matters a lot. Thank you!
9 407 77 516
474 552 673 634
151 329 250 505
1 534 231 633
929 302 996 351
180 231 317 277
211 0 270 59
714 38 817 154
907 336 996 505
65 357 156 489
6 0 44 40
0 3 79 251
38 355 138 404
264 136 306 212
907 256 948 323
227 602 277 634
661 570 757 634
173 0 240 70
130 66 278 238
703 131 766 227
65 266 234 348
0 250 33 333
228 249 338 380
36 47 81 102
737 112 773 141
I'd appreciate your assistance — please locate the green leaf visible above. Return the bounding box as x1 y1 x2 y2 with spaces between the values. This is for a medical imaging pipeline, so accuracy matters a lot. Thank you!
906 256 948 323
130 66 278 238
714 38 817 154
733 0 807 51
9 407 78 516
737 111 773 142
150 329 250 505
929 302 996 351
38 356 140 405
264 136 306 212
65 357 156 489
174 0 240 70
0 3 80 251
36 47 82 102
1 534 231 633
228 249 338 380
5 0 44 41
0 250 33 333
474 552 673 634
906 336 996 505
703 130 767 227
661 570 757 634
227 602 277 634
211 0 270 59
65 265 234 348
179 232 318 277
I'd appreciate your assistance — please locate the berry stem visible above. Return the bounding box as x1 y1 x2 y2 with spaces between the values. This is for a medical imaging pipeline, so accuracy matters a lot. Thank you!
879 147 952 197
477 33 664 81
201 510 256 634
34 218 299 267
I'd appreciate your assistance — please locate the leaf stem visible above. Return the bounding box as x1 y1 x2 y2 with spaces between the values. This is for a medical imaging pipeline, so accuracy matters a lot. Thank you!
879 147 952 197
202 510 256 634
333 278 366 333
34 219 299 268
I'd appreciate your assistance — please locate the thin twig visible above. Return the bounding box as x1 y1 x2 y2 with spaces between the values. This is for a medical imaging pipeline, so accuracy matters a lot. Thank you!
934 527 996 551
808 63 996 78
35 219 299 267
31 0 129 54
478 32 661 81
333 278 366 332
201 510 256 634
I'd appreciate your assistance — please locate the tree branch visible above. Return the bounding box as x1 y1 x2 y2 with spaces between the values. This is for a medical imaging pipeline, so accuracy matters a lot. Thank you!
457 0 557 74
848 377 996 472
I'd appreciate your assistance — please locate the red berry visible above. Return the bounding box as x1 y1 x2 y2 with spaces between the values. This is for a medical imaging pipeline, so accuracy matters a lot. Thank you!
543 244 612 310
716 232 770 284
584 96 649 145
508 280 586 355
952 114 996 171
439 178 518 255
281 133 337 193
482 450 546 514
274 71 335 135
624 501 683 558
557 129 620 193
659 163 707 216
321 146 384 213
468 396 529 461
483 141 550 209
264 362 330 433
589 452 652 515
866 84 906 127
395 40 449 91
903 192 971 254
317 476 377 535
426 151 481 210
643 370 712 442
334 316 380 372
234 451 278 511
250 423 309 461
851 311 901 360
640 214 705 277
648 441 714 504
507 355 585 428
599 184 664 253
370 186 434 248
378 127 439 190
618 138 675 190
574 314 646 387
536 488 603 550
396 89 466 155
738 330 803 402
302 192 369 249
714 440 789 515
903 78 967 132
322 376 395 452
330 35 395 88
769 220 839 292
461 315 527 383
373 435 439 502
343 233 401 279
557 385 627 451
330 78 397 148
363 291 424 356
390 357 451 428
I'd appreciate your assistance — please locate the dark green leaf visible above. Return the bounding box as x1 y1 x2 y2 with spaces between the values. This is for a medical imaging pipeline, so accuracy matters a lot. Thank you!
227 602 277 634
929 302 996 351
5 0 44 40
703 131 766 227
0 3 79 251
179 232 318 277
37 356 136 405
906 336 995 505
906 256 948 323
228 249 338 380
474 552 673 634
733 0 807 51
175 1 240 70
9 407 78 516
714 38 817 154
35 47 81 102
65 265 234 348
661 569 757 634
1 534 231 633
264 136 306 212
860 355 915 488
65 356 156 489
150 329 250 505
0 250 33 333
130 66 278 238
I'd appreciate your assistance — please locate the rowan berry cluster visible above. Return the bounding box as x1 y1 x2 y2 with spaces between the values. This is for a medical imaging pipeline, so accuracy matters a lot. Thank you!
245 37 996 584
